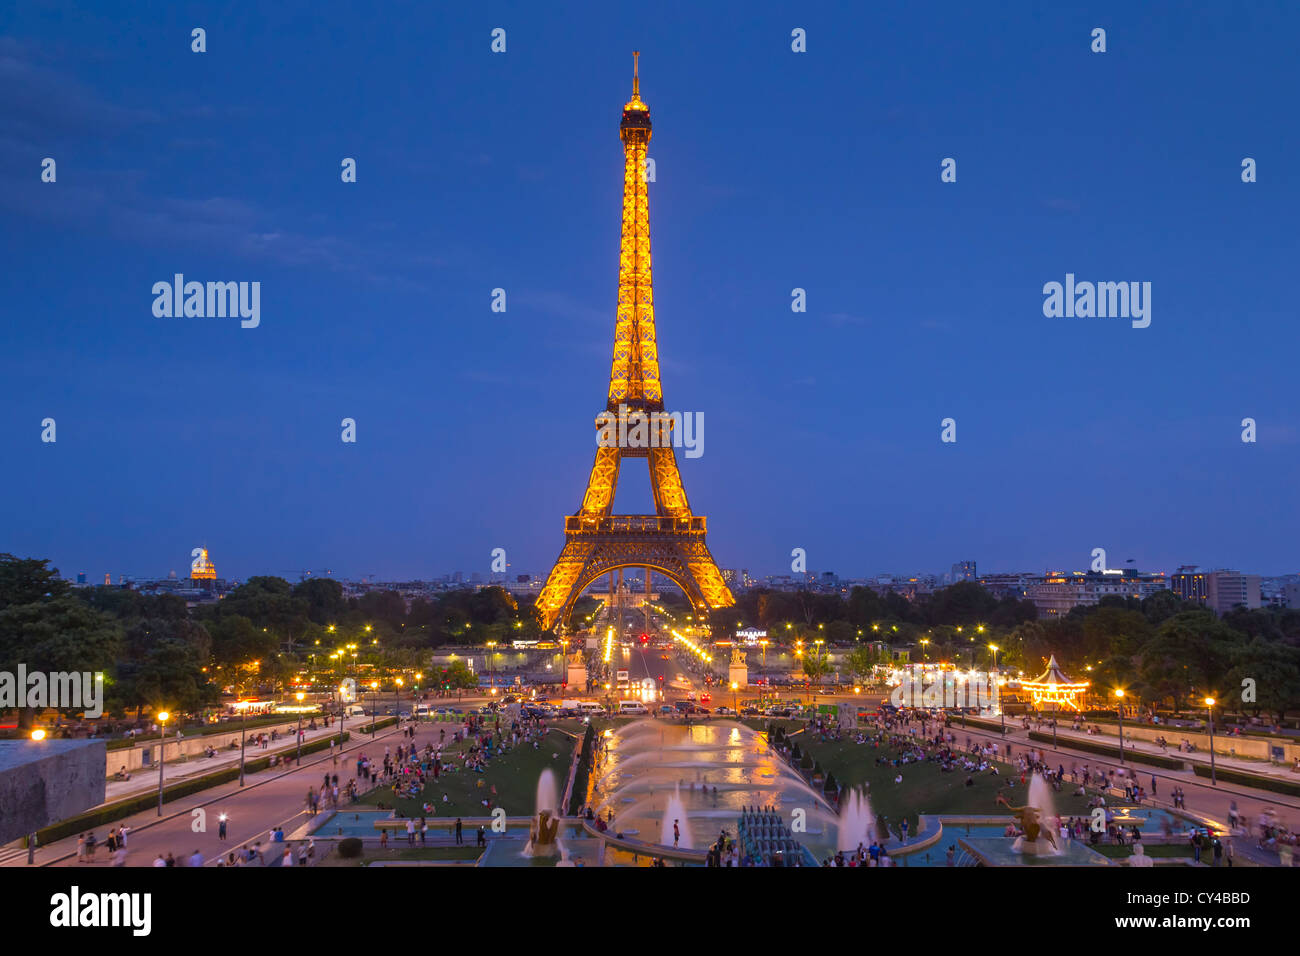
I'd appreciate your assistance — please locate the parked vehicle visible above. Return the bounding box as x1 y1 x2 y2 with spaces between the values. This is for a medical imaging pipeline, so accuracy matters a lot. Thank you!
617 701 650 715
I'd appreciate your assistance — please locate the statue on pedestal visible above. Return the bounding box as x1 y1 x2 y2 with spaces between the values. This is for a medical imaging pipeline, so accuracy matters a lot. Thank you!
996 794 1059 852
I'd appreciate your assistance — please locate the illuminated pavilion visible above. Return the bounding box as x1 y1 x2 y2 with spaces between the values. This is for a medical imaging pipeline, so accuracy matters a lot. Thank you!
1018 655 1089 712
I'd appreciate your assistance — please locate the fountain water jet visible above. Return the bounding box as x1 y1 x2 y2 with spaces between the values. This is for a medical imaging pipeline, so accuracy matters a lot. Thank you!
836 787 874 853
662 783 692 849
523 768 566 860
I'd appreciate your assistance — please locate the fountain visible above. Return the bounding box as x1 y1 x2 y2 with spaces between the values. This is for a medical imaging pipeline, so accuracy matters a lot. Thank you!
589 718 840 854
996 774 1062 857
523 769 563 859
836 787 874 853
662 783 692 849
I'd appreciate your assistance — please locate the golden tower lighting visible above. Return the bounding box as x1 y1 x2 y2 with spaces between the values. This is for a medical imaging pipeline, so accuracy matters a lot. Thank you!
190 546 216 582
537 52 734 632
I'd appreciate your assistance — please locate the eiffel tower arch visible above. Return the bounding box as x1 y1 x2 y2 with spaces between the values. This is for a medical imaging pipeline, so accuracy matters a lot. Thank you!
537 54 735 633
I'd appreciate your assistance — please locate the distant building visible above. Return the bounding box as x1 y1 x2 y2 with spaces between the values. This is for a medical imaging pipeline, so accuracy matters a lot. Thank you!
950 560 977 584
1028 570 1168 618
1205 570 1261 616
976 572 1040 600
1170 566 1208 605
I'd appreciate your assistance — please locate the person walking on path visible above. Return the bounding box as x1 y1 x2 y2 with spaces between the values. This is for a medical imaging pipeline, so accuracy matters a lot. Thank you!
455 818 463 844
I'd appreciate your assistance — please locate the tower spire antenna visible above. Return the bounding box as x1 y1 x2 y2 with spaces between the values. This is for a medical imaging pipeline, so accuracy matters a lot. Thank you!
632 50 640 97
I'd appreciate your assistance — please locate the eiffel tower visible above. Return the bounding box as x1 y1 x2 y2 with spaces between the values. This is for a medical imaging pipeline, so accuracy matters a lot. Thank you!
536 53 735 633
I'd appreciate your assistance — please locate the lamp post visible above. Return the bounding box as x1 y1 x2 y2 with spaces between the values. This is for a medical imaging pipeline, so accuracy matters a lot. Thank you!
370 681 379 735
28 728 45 863
731 680 739 715
1205 697 1217 786
156 711 170 816
238 698 249 787
1114 689 1125 765
295 692 305 763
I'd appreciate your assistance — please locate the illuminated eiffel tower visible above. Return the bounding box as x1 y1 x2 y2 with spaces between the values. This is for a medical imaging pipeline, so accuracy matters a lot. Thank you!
536 53 735 633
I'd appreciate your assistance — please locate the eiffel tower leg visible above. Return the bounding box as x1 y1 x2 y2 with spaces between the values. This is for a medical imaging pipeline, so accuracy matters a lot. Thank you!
536 539 596 632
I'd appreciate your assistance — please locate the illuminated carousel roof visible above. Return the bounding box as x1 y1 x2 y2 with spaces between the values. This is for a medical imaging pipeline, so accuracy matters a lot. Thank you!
1024 655 1076 687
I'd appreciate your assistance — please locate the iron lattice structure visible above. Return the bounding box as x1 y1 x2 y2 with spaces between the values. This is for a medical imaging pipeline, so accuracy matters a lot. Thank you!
537 54 735 632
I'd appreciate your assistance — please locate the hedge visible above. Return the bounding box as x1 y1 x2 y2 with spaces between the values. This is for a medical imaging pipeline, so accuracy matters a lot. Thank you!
357 717 398 735
99 714 324 750
33 732 350 846
567 724 597 816
1026 731 1186 770
1191 764 1300 797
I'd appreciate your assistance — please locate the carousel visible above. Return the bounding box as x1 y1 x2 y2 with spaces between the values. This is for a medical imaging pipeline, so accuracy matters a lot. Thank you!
1018 655 1089 712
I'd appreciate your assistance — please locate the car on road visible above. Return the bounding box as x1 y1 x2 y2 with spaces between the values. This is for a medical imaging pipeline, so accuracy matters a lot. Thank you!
658 705 676 717
398 710 411 719
715 706 736 715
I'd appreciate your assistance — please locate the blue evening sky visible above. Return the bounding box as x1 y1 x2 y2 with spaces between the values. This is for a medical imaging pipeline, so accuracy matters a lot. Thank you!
1 2 1296 582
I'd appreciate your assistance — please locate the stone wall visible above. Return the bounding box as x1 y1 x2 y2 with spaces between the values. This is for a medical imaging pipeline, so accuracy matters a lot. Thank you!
0 740 106 844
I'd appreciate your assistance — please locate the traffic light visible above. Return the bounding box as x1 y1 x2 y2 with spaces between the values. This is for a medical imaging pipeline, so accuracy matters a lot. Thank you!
639 633 649 644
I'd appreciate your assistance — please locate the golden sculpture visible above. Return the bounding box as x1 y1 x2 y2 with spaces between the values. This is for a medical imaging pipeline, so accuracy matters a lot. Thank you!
996 793 1059 851
536 52 734 631
527 809 561 855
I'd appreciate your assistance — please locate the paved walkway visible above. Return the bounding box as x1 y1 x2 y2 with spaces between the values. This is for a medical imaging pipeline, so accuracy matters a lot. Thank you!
98 719 355 804
901 712 1296 866
1013 718 1300 782
0 713 478 868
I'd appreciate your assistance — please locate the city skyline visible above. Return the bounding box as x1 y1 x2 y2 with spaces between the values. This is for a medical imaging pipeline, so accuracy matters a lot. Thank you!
3 4 1298 589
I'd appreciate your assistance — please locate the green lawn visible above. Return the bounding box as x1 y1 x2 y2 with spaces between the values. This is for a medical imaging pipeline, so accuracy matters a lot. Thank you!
356 728 576 819
793 731 1097 836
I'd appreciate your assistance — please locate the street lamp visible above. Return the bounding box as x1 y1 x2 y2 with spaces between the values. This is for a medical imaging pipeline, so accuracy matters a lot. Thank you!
1114 689 1125 764
156 711 170 816
1205 697 1217 786
27 728 46 862
295 692 305 763
370 681 379 734
731 680 738 714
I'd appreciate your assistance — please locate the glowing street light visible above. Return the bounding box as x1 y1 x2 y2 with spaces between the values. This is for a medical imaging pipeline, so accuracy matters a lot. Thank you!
156 710 171 816
1205 697 1217 785
1114 689 1126 764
